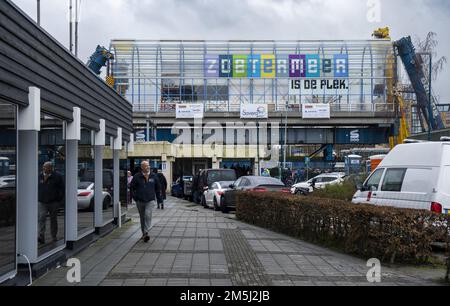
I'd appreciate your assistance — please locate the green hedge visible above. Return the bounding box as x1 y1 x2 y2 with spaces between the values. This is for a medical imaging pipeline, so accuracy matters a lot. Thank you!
236 192 450 266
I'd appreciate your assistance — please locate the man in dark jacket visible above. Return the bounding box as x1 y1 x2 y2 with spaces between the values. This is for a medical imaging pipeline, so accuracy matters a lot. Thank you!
152 168 167 210
38 162 64 244
130 161 162 243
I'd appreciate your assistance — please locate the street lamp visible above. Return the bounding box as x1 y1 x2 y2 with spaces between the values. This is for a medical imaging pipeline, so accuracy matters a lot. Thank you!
37 0 40 25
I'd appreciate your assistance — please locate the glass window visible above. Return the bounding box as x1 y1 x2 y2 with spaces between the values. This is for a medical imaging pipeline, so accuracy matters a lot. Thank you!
364 168 384 191
0 103 17 278
120 143 130 212
381 169 407 192
38 114 66 256
401 168 435 193
77 128 95 236
103 136 114 223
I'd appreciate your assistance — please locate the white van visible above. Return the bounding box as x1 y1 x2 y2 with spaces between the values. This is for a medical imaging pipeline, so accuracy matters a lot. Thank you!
352 142 450 215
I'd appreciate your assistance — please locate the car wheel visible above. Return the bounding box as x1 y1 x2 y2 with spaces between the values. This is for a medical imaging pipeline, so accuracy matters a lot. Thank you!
220 196 229 214
103 196 111 210
213 197 220 211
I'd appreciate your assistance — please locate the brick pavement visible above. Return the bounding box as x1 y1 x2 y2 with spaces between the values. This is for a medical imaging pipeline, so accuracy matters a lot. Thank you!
32 196 446 286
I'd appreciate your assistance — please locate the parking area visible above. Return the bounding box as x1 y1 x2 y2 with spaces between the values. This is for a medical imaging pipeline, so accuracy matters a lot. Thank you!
32 196 445 286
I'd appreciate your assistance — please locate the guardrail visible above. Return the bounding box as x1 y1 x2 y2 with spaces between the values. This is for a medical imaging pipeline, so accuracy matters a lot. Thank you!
133 103 396 114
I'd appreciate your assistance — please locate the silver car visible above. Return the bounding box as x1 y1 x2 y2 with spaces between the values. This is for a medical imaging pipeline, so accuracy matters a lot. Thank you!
77 182 112 211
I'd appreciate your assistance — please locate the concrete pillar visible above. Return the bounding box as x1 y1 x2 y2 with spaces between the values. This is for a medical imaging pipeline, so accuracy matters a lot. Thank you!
17 87 40 263
66 107 81 242
94 119 105 228
113 128 122 225
161 155 173 192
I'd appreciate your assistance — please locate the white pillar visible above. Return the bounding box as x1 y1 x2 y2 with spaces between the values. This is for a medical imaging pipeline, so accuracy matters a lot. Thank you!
66 107 81 242
17 87 41 263
94 119 105 228
113 128 122 225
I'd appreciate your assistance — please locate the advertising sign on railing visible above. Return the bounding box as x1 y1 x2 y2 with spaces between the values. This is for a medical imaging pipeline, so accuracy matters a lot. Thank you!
176 104 204 119
240 104 269 119
302 104 331 119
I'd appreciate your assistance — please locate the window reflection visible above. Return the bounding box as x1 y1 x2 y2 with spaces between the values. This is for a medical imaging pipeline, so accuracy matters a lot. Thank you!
77 129 95 236
0 103 17 278
120 144 129 211
38 114 66 256
103 136 114 222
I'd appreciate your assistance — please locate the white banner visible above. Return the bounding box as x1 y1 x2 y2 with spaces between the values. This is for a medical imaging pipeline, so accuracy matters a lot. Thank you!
240 104 268 119
176 104 204 119
302 104 331 119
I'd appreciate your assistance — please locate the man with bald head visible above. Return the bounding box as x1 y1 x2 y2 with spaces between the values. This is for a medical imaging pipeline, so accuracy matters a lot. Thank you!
130 161 162 243
38 161 64 245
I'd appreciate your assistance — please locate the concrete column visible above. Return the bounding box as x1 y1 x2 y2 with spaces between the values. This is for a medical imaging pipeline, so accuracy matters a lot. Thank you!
161 156 174 193
66 107 81 242
113 128 122 224
94 119 105 228
17 87 40 263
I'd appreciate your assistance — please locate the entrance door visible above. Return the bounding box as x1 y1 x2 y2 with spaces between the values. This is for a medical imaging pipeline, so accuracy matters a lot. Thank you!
193 161 208 175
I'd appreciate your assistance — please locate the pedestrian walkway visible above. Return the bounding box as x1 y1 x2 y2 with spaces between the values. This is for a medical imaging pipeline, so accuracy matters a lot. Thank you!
32 197 445 286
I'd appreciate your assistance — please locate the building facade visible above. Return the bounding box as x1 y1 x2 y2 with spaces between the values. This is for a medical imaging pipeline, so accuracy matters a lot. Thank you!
0 1 132 284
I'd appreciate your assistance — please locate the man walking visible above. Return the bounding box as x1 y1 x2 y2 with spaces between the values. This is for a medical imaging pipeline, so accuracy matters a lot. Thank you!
38 162 64 244
152 168 168 210
130 161 162 243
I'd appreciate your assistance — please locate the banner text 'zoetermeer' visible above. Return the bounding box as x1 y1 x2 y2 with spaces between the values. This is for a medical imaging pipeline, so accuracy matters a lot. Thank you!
204 54 349 78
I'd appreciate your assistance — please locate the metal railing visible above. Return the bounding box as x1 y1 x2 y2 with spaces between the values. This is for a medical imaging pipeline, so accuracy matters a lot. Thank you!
133 103 396 114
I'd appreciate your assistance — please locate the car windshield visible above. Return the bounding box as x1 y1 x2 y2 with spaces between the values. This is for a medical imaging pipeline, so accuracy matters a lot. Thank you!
78 182 92 189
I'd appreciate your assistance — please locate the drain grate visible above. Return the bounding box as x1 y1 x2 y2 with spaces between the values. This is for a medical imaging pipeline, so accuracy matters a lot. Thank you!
221 229 271 286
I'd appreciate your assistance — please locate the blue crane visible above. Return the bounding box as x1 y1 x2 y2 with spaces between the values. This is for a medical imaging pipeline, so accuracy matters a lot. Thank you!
87 45 114 76
394 36 444 131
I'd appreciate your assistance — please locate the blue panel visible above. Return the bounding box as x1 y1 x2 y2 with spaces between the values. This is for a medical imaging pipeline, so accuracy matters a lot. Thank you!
247 55 261 78
156 129 177 143
219 55 233 78
334 54 349 78
335 128 389 144
305 55 321 78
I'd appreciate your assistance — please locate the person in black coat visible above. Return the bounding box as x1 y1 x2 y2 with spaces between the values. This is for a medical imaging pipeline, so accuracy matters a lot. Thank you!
38 162 64 244
153 168 167 209
130 161 162 242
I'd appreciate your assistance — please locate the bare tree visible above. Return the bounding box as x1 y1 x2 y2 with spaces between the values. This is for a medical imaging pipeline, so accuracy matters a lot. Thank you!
414 32 447 81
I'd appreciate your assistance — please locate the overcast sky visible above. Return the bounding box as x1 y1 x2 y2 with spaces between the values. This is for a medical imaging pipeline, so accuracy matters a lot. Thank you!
10 0 450 102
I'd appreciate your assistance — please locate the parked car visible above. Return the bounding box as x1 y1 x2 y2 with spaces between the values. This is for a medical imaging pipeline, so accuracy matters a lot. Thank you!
352 142 450 214
0 175 15 188
221 176 290 213
291 173 344 194
202 181 235 211
171 178 182 197
77 181 112 211
192 169 237 204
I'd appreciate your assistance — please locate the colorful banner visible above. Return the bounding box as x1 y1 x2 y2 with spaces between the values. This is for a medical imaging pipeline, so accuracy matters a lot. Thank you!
204 54 349 78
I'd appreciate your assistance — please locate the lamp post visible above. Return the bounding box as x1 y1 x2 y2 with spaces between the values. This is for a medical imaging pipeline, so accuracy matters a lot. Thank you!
37 0 40 25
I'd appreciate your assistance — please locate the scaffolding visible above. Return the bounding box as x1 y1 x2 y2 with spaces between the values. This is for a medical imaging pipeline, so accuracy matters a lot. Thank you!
109 40 396 114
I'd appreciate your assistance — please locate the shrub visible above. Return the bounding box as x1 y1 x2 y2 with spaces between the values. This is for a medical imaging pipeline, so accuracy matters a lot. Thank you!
236 192 450 265
312 181 357 202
